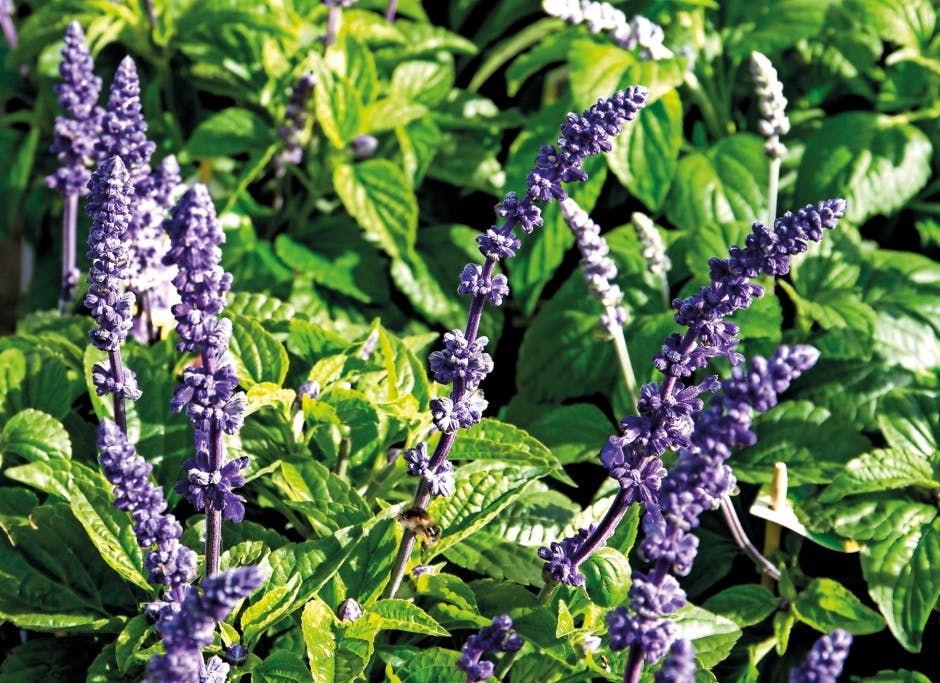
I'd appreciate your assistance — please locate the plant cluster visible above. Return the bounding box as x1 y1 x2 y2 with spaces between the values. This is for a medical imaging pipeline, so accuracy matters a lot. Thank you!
0 1 938 682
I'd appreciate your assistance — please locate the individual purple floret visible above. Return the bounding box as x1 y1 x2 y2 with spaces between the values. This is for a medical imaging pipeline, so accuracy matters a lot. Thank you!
403 442 455 497
559 197 627 334
275 72 316 173
98 56 156 187
223 644 248 666
175 450 249 522
297 380 321 401
458 263 510 307
790 630 852 683
336 598 363 622
350 134 378 159
428 330 494 389
146 566 264 682
456 615 523 683
323 0 357 6
654 638 696 682
47 21 103 197
97 419 197 590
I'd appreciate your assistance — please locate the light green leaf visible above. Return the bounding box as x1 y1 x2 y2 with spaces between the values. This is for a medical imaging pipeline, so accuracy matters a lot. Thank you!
607 89 682 211
315 69 362 147
326 33 378 105
301 597 337 683
581 548 631 608
391 58 455 107
333 160 417 260
878 390 940 458
729 0 838 55
793 578 886 635
228 312 290 388
395 117 442 185
856 670 933 683
819 448 936 503
184 107 276 158
702 585 778 628
1 409 71 462
253 651 312 682
845 0 936 48
795 113 932 224
372 599 449 636
673 605 742 668
362 98 428 133
274 234 372 303
861 518 940 652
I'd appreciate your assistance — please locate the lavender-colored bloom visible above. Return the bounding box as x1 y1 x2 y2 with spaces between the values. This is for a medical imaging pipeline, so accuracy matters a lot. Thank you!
147 566 264 682
457 615 523 683
47 21 103 196
84 156 136 352
336 598 362 622
0 0 16 50
98 56 156 187
91 361 142 400
404 443 455 497
276 72 315 170
537 524 595 587
204 656 230 683
297 380 321 402
543 1 672 60
223 644 248 666
559 197 627 334
654 638 696 682
790 630 852 683
458 263 510 307
350 134 378 159
606 606 675 663
476 227 522 261
428 330 494 390
751 52 790 160
97 419 198 589
633 212 671 277
175 450 249 522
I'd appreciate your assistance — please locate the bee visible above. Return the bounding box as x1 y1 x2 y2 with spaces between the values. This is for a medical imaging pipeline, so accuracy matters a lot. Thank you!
398 506 440 546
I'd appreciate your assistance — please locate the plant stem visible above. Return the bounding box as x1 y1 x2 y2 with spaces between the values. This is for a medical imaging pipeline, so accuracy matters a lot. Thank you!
608 322 639 409
325 6 341 47
721 494 780 580
59 192 78 314
108 347 129 434
683 71 726 140
767 156 781 229
385 0 398 21
203 350 223 578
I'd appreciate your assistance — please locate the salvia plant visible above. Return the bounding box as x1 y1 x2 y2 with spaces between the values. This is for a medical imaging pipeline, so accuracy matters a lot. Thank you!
0 1 938 682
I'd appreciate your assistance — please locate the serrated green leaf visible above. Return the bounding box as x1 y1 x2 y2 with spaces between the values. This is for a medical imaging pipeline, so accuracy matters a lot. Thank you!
878 390 940 458
673 605 741 668
184 107 276 158
315 69 362 147
525 403 614 465
338 518 397 604
861 518 940 652
253 650 311 682
274 234 372 303
581 548 631 608
805 494 936 542
795 113 931 224
819 448 936 503
0 638 99 681
505 30 573 97
363 98 428 133
334 160 417 260
389 249 464 328
326 33 378 105
856 670 933 683
794 577 886 635
391 58 454 107
113 614 150 673
702 585 778 628
607 89 682 211
846 0 936 48
395 117 441 185
301 596 337 683
728 0 837 55
666 134 768 233
1 409 71 462
242 577 303 649
389 647 463 683
372 599 449 636
228 312 290 388
774 609 795 655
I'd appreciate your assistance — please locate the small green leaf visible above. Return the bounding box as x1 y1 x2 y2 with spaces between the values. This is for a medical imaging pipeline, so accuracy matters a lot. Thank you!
581 548 631 608
795 113 932 224
855 670 934 683
390 58 454 107
1 409 71 462
673 605 741 668
845 0 936 48
819 448 936 503
315 70 362 147
253 650 312 682
301 597 337 683
372 599 449 636
395 118 442 184
228 312 290 388
362 98 428 133
728 0 837 55
333 160 417 260
703 585 778 628
184 107 276 158
274 234 372 303
792 578 886 635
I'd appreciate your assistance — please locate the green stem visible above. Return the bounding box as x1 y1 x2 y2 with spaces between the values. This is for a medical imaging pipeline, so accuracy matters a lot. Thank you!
767 156 781 229
494 582 559 680
609 318 639 410
683 71 727 139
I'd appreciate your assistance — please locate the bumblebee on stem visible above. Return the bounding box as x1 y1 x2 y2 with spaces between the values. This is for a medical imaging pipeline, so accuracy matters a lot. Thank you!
398 506 440 546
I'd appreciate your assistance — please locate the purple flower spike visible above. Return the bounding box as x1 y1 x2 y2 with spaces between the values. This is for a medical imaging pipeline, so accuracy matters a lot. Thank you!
457 615 523 683
98 56 156 187
654 638 696 682
276 72 316 170
47 21 103 196
790 630 852 683
175 450 249 522
84 155 136 352
404 443 455 497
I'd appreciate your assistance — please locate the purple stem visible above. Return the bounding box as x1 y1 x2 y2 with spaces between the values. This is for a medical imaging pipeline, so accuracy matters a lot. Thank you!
1 8 17 50
108 347 129 434
385 0 398 21
325 6 341 47
59 192 78 312
203 350 223 578
143 0 156 29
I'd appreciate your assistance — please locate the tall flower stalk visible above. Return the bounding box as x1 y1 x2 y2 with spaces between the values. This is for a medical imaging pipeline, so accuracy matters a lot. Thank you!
323 0 357 47
382 87 650 600
84 155 141 432
751 51 790 227
165 184 248 579
47 21 104 312
0 0 16 50
789 630 852 682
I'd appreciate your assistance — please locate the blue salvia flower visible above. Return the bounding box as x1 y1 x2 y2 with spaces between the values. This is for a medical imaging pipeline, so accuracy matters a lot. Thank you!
536 197 845 592
559 196 627 334
456 615 523 683
604 344 823 673
97 419 197 591
751 51 790 161
790 630 852 683
98 56 156 186
47 21 103 197
350 133 378 159
384 88 648 600
654 638 696 682
146 566 264 682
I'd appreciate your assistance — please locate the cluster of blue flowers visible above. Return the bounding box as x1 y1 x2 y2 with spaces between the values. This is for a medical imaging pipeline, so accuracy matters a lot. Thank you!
542 0 672 60
456 615 523 683
275 72 316 172
790 630 852 683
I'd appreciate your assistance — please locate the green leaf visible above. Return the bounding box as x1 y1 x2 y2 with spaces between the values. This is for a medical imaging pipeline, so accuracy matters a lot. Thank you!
395 117 442 185
372 599 449 636
0 348 75 421
389 249 465 328
607 89 682 211
795 113 932 223
666 134 768 233
301 597 337 683
388 647 463 683
253 651 312 682
184 107 276 158
228 312 290 388
504 30 573 97
390 58 455 107
333 160 417 260
525 403 614 465
274 234 371 303
793 578 886 635
326 33 378 105
315 69 362 147
808 494 936 542
733 401 871 485
113 614 150 673
878 390 940 458
728 0 838 55
1 409 71 462
860 517 940 651
0 638 99 681
819 448 936 503
362 98 428 133
702 585 778 628
335 613 382 682
856 671 934 683
581 548 631 608
673 605 742 668
845 0 936 48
